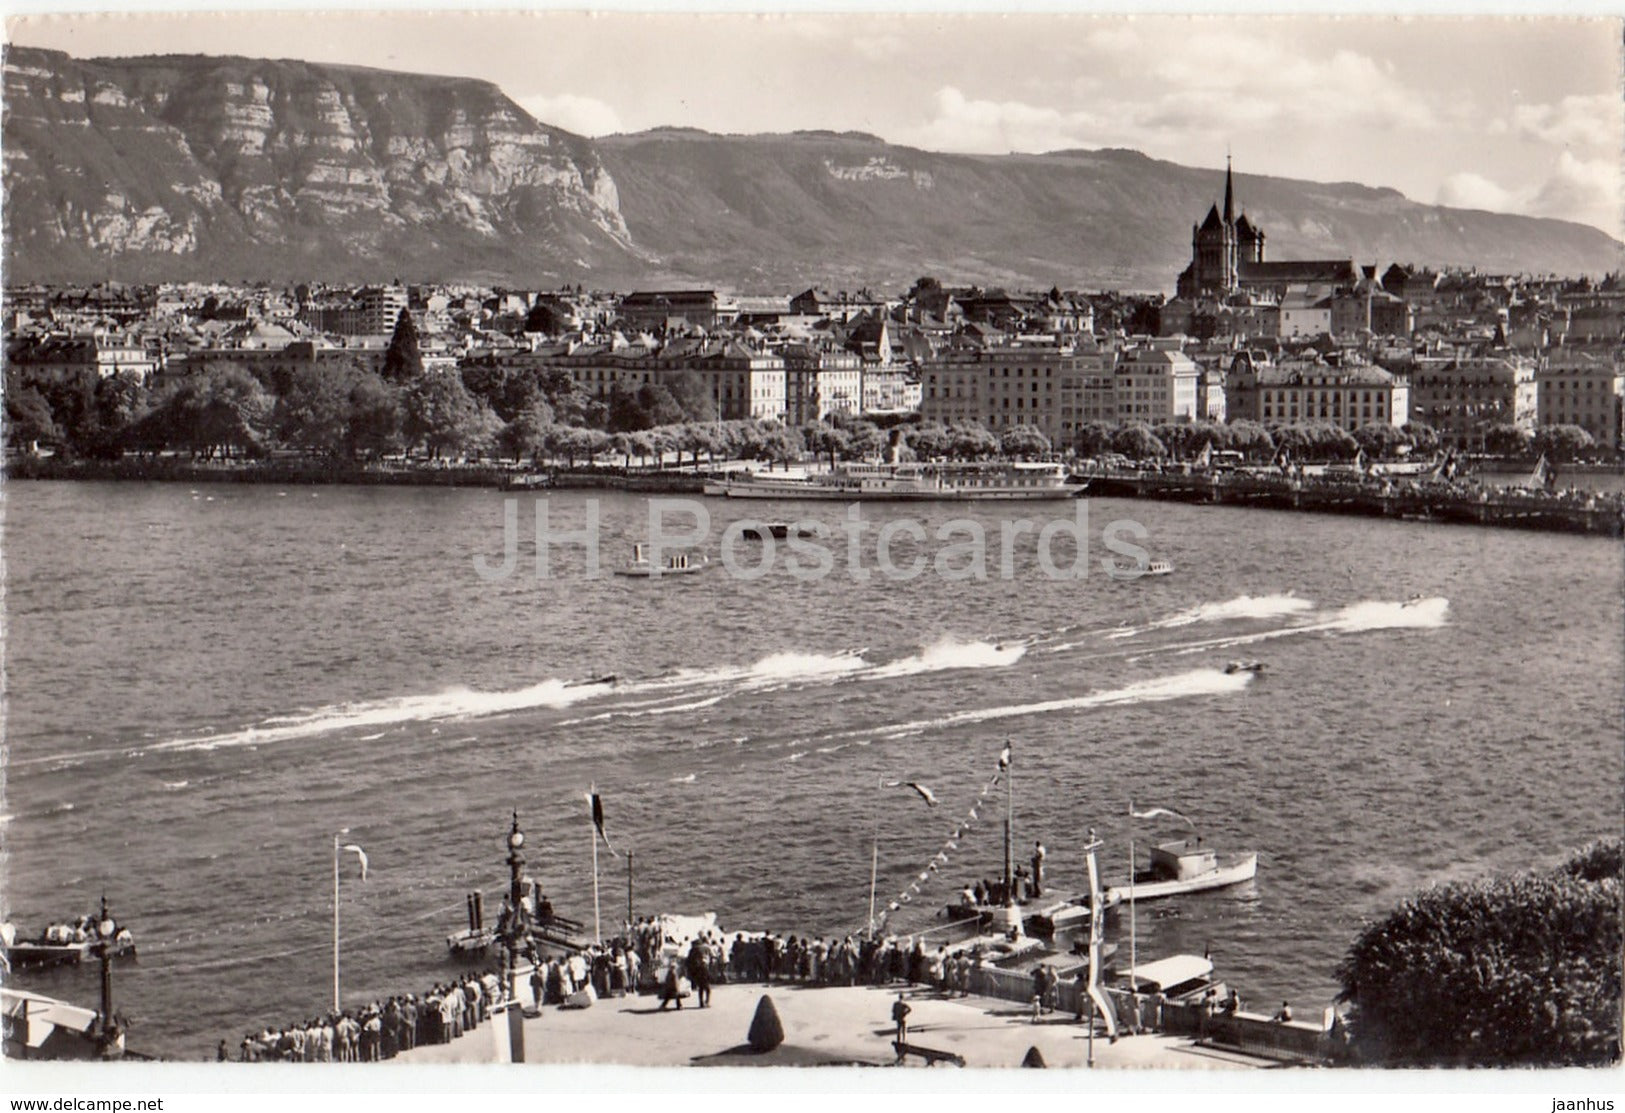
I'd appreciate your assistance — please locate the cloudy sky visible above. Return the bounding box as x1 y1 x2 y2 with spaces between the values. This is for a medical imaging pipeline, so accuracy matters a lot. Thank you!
8 10 1621 238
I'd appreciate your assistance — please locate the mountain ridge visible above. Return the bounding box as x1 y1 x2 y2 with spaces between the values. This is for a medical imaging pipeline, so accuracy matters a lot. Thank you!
4 47 1619 290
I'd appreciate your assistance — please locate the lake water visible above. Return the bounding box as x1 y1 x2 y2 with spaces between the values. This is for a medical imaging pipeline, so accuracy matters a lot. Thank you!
3 480 1620 1059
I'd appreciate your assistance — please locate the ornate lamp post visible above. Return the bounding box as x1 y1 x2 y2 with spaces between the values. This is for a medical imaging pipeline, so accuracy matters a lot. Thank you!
94 895 122 1059
504 811 526 1003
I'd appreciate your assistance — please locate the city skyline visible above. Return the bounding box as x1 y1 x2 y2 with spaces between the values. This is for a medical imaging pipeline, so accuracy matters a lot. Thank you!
5 11 1621 240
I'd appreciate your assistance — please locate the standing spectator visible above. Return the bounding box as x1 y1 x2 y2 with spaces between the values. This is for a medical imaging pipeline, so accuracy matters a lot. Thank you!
658 964 683 1011
686 940 712 1008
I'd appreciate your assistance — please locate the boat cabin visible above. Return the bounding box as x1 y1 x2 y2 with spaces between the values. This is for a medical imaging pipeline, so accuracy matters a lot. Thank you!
1148 839 1218 882
1121 953 1222 1004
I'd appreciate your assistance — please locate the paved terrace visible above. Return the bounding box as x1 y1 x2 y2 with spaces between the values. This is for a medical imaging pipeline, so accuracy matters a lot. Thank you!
400 982 1273 1070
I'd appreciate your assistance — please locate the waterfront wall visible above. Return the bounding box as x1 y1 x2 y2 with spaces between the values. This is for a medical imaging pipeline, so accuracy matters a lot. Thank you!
3 456 709 494
1086 472 1624 537
963 965 1335 1064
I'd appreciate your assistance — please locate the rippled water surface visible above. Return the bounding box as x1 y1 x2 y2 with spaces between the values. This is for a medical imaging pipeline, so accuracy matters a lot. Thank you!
3 480 1620 1058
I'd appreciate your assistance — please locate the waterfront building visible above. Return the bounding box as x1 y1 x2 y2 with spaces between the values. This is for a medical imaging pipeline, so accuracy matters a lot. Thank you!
861 366 921 414
1114 341 1200 424
540 339 786 422
780 343 863 425
1536 350 1624 452
1409 355 1537 449
1225 351 1408 432
918 338 1104 443
1197 366 1228 423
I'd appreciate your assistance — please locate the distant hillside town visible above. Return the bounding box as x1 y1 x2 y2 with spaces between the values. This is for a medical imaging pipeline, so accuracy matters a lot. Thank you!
5 169 1622 466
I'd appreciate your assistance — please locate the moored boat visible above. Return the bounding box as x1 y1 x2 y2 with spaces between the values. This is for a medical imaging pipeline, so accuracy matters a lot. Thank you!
612 544 708 578
1104 839 1258 904
706 461 1073 501
2 918 136 970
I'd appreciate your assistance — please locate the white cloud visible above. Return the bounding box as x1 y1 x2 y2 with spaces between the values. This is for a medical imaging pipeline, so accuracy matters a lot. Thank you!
516 93 623 137
1510 94 1621 151
905 86 1108 154
912 35 1445 162
1437 171 1519 213
1137 42 1437 135
1530 151 1621 233
1437 154 1621 238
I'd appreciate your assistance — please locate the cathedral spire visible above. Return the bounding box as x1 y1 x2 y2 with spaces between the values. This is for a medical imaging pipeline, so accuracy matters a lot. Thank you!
1223 153 1234 225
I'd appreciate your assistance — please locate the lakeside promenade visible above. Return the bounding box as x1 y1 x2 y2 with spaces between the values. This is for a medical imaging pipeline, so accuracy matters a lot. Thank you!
400 981 1268 1070
10 455 1621 537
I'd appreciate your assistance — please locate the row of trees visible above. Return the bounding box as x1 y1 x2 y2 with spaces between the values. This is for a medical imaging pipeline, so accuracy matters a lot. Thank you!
1481 422 1599 462
1069 419 1439 464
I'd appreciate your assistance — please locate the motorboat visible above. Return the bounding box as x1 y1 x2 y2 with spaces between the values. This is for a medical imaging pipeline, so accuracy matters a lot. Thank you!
739 522 814 541
1141 560 1174 577
613 544 708 578
565 674 618 689
2 918 136 970
1024 888 1125 937
1105 839 1258 904
1223 660 1264 675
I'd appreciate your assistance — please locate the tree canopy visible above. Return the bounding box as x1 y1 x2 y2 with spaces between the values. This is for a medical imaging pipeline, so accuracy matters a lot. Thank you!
1336 838 1622 1067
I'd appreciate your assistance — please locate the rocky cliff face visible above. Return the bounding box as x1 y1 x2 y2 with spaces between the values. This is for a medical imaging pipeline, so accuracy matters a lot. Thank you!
5 48 1621 289
2 47 644 283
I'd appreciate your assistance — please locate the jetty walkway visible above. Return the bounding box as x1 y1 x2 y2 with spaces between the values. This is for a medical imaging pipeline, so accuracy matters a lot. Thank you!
1085 471 1624 537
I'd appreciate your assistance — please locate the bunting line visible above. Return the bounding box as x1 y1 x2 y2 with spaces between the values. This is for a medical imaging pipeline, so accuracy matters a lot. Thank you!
865 747 1010 936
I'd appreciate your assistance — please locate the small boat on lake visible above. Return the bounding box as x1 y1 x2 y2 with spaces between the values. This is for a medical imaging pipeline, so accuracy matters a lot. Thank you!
739 522 815 541
1105 838 1257 904
565 674 618 689
613 544 708 578
1142 559 1175 577
2 917 136 970
1223 660 1264 675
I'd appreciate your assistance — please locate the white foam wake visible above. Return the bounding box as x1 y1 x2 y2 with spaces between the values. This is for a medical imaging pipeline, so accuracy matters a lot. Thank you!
147 678 609 754
865 667 1255 740
869 637 1027 679
1154 593 1315 630
1327 597 1449 632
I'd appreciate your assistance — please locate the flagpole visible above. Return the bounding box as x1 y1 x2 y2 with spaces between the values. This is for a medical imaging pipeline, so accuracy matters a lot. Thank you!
868 774 881 940
1005 742 1014 903
591 798 602 945
1127 802 1137 1031
332 833 341 1014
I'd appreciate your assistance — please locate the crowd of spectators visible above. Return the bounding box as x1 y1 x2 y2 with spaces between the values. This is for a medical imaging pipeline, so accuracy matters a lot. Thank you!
236 969 506 1062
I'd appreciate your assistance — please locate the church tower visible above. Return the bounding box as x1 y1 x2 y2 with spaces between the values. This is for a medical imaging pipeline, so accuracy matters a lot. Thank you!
1176 155 1264 298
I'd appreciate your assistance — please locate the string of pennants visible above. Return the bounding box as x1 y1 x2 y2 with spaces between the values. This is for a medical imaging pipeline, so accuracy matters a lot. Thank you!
865 746 1009 937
